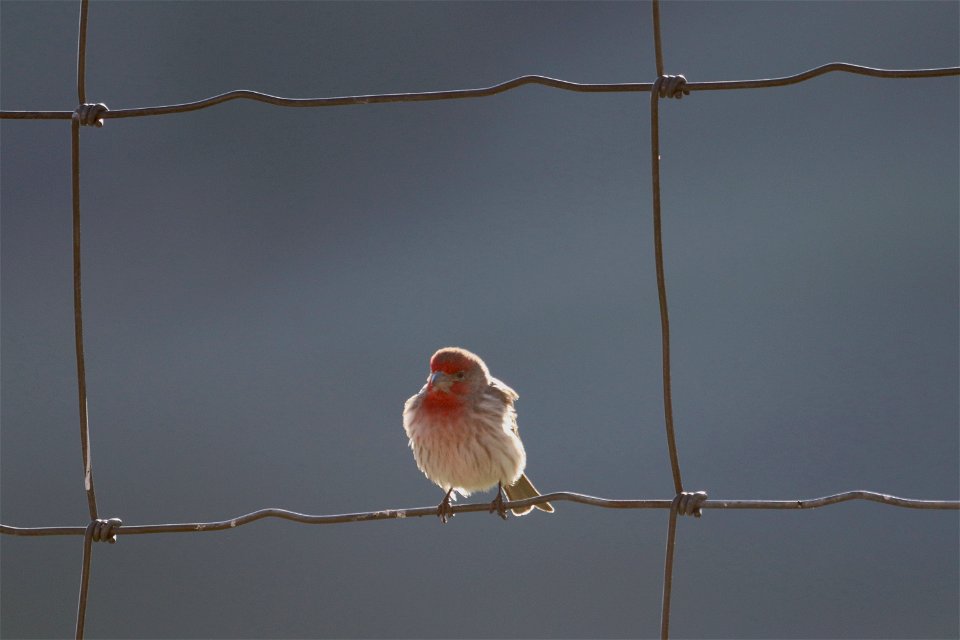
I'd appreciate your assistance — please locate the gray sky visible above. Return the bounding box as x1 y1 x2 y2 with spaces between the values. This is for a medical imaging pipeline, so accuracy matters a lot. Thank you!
1 1 958 638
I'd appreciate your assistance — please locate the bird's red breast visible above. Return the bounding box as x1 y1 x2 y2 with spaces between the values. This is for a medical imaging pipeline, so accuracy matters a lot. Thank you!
420 386 465 416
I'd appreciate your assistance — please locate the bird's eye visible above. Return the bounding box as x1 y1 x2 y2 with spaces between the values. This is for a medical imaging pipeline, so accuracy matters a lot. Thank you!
454 371 465 380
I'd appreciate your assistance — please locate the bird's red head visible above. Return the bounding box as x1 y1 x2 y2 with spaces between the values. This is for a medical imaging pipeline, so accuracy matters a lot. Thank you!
429 347 487 375
424 347 490 406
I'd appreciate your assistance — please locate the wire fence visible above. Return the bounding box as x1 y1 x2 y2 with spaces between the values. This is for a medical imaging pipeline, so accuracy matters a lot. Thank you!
1 1 958 638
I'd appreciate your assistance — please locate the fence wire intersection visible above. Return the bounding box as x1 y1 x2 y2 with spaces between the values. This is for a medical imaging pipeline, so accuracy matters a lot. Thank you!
0 1 958 639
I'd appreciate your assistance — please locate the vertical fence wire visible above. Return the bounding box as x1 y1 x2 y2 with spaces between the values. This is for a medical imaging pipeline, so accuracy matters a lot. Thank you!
72 2 99 637
74 524 96 640
650 3 698 637
76 0 89 105
649 1 684 498
72 0 98 523
651 0 665 78
659 498 682 640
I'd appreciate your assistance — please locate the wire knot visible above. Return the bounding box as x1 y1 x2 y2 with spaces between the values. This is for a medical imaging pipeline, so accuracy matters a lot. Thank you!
654 75 689 100
87 517 122 543
673 491 708 517
74 103 109 127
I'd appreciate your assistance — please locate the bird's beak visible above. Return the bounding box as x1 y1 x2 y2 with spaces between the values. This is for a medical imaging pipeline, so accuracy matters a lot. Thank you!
428 371 451 392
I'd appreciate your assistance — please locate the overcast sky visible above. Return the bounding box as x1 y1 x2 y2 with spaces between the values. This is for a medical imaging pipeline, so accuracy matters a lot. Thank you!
2 1 958 638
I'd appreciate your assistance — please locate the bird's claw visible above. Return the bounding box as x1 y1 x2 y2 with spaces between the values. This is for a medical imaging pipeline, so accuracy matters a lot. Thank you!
437 501 454 524
437 488 455 524
489 482 508 520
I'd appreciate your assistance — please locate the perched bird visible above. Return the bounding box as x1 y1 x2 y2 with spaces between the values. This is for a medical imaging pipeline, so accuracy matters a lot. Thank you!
403 347 554 523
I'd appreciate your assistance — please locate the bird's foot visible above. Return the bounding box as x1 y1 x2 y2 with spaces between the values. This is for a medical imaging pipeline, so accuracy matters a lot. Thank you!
489 482 508 520
437 488 455 524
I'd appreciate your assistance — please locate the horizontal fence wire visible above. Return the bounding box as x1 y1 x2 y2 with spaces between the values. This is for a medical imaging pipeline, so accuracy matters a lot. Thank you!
2 491 957 538
0 1 958 639
2 64 957 122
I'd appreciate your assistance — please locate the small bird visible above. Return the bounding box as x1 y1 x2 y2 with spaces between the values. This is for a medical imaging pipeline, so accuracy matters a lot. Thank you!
403 347 554 523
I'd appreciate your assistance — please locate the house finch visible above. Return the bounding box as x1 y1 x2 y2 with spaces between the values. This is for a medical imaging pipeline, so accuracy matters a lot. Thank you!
403 347 554 523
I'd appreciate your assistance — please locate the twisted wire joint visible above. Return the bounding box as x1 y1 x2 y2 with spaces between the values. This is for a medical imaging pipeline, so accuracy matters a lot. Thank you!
654 75 690 100
87 518 122 543
674 491 709 517
73 103 108 127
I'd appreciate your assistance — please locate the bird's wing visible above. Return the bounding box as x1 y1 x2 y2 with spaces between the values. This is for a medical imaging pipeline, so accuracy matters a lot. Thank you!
403 384 428 413
488 377 519 402
487 377 521 435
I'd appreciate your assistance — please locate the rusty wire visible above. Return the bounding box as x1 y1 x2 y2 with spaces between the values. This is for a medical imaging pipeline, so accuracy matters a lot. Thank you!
659 496 682 640
73 525 93 640
0 1 957 639
649 6 685 634
1 491 956 539
0 64 956 122
70 5 101 639
71 0 98 524
652 0 665 78
649 12 686 502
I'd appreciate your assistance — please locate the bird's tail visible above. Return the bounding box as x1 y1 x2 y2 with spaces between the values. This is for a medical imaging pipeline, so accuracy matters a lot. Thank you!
504 473 554 516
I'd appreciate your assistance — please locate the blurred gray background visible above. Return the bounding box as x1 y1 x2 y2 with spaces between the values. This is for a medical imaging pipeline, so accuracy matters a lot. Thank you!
1 1 957 638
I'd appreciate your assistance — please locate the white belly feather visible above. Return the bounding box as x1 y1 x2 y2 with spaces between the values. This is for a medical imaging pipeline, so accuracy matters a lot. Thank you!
403 392 526 497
